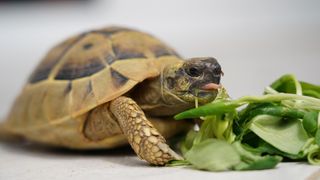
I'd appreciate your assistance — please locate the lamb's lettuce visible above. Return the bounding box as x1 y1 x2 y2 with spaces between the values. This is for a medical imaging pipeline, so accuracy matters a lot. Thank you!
169 74 320 171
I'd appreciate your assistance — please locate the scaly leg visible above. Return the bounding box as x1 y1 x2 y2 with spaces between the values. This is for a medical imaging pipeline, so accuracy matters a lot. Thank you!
110 96 183 165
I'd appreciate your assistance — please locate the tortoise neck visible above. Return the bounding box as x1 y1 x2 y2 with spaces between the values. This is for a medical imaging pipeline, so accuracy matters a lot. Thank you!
160 70 188 105
131 76 191 116
131 77 162 106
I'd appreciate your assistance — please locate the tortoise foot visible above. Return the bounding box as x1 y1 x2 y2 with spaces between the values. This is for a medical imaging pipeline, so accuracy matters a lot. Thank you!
110 96 183 165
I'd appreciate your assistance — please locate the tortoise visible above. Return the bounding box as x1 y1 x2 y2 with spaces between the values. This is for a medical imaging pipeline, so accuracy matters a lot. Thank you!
0 26 223 165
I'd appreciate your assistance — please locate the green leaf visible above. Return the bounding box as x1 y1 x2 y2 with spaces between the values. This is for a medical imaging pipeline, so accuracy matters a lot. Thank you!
303 112 318 135
166 160 191 167
239 103 305 127
269 74 320 98
174 100 238 120
242 137 305 159
315 129 320 146
199 114 236 143
232 142 282 170
173 74 320 169
180 130 198 155
307 146 320 165
249 115 309 155
301 81 320 98
192 118 217 145
176 93 320 121
234 156 282 170
303 90 320 99
270 74 302 95
185 139 241 171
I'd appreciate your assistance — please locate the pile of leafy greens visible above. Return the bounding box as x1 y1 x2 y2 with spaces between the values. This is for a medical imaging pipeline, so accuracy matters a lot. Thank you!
169 74 320 171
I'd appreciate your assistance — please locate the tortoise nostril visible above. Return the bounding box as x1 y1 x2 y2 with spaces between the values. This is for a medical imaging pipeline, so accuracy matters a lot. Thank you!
213 64 223 76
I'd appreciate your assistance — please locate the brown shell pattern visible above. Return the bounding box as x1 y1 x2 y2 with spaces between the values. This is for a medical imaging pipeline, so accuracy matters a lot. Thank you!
5 26 182 133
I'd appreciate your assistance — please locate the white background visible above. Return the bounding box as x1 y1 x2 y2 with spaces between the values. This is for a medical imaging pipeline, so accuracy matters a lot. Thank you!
0 0 319 179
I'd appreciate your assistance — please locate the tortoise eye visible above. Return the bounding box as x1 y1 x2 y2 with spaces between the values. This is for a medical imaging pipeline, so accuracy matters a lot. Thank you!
187 67 201 77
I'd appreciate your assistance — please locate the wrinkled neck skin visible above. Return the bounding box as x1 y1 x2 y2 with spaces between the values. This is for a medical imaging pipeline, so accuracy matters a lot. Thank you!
131 76 193 117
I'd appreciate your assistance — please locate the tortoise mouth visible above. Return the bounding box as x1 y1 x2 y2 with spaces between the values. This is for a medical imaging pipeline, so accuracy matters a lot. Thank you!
189 82 220 96
200 83 221 91
197 90 218 97
176 82 220 93
175 89 218 105
162 82 221 105
177 85 219 100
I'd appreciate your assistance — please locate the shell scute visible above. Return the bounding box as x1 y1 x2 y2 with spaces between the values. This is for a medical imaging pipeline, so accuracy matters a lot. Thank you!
28 36 80 83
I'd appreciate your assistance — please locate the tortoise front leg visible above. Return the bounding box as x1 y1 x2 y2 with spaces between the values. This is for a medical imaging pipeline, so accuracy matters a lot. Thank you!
110 96 183 165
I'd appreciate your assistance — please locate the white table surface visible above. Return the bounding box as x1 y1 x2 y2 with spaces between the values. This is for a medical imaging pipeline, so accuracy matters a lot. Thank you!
0 142 320 180
0 0 320 179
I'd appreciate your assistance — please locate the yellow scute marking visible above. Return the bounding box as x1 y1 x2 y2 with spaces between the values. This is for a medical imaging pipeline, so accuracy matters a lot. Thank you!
111 59 159 82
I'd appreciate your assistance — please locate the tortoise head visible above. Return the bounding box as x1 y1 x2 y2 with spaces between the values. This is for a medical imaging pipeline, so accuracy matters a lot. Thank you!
161 57 223 105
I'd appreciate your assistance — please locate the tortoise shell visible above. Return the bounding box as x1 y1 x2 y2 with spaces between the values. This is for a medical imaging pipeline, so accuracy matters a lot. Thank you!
4 27 182 147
